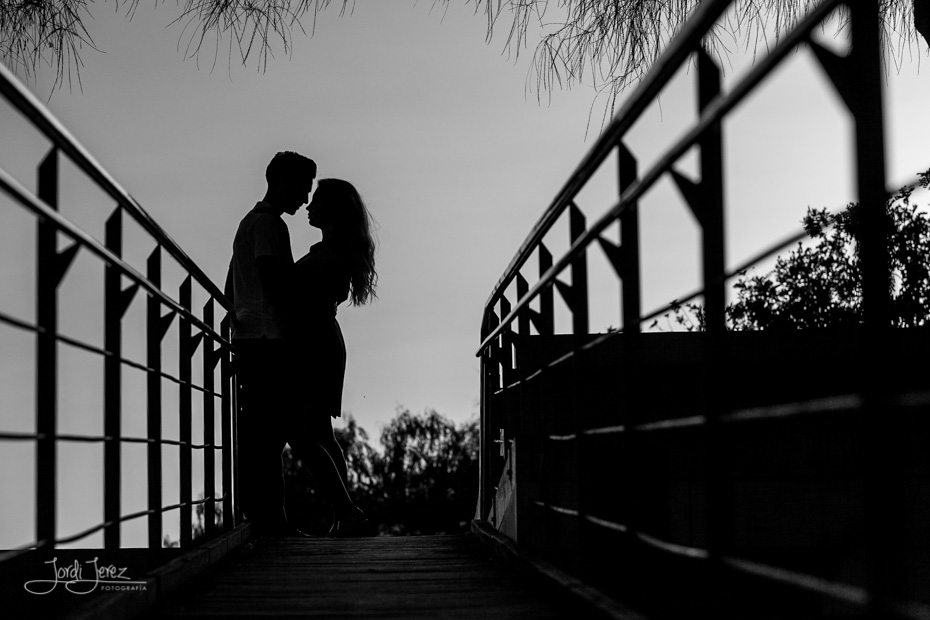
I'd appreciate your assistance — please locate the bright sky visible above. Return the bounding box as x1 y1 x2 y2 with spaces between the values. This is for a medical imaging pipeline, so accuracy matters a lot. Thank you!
0 2 927 547
4 3 609 428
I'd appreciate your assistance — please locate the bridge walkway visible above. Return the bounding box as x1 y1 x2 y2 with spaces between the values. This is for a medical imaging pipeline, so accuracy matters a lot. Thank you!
144 533 579 619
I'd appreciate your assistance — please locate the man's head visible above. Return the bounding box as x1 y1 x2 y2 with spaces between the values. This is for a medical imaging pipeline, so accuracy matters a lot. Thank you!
264 151 317 215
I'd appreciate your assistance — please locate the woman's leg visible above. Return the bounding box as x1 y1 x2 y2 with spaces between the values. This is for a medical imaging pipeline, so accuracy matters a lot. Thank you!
289 433 356 517
319 420 350 491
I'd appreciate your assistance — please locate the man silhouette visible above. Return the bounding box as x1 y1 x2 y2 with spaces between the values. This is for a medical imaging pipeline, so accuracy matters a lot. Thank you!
225 151 316 535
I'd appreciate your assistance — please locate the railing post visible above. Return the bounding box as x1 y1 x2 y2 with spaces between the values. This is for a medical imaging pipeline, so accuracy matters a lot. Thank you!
609 142 644 549
179 276 195 547
696 52 726 333
221 316 235 529
35 147 62 549
479 309 501 522
104 208 123 548
670 45 730 609
516 275 531 337
537 246 554 335
146 246 174 548
850 8 890 332
617 145 642 332
499 297 514 387
848 0 896 615
809 1 895 614
697 46 730 615
569 205 589 336
203 298 217 538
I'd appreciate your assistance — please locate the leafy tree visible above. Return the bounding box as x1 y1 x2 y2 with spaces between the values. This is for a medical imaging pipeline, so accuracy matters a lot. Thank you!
333 414 382 495
660 169 930 331
375 408 479 535
728 170 930 330
2 0 926 113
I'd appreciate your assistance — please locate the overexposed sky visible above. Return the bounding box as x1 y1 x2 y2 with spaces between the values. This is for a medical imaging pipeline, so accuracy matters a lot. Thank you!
0 2 927 547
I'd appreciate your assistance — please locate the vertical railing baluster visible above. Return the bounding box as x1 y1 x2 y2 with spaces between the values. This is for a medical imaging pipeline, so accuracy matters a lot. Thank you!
179 276 194 547
618 143 643 570
479 309 500 522
671 45 729 611
696 46 728 613
567 203 589 578
202 298 216 538
35 148 60 549
221 316 234 529
104 208 123 548
552 203 589 563
569 205 589 336
499 297 513 387
618 145 641 332
852 7 890 332
697 52 726 334
848 1 896 615
538 246 554 335
516 275 531 337
809 5 895 610
147 247 163 547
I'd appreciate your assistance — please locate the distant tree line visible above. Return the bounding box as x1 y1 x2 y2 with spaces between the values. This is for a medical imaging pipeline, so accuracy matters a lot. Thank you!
283 408 479 536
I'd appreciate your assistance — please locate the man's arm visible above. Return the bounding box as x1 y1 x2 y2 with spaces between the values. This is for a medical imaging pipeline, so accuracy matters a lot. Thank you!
256 255 294 327
224 258 235 305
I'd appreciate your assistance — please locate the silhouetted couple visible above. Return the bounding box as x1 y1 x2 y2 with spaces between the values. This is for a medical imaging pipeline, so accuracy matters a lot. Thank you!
225 151 377 537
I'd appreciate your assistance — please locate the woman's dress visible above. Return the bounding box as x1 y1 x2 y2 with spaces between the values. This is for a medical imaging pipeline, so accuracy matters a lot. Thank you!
293 240 350 419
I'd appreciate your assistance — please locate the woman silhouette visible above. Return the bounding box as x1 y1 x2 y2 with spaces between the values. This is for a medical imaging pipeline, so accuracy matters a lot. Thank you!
288 178 377 535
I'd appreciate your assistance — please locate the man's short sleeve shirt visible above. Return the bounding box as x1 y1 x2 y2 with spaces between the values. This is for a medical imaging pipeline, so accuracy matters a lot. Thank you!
228 203 293 339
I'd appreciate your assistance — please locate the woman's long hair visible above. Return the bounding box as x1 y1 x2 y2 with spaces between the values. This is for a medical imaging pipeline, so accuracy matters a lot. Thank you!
317 178 378 306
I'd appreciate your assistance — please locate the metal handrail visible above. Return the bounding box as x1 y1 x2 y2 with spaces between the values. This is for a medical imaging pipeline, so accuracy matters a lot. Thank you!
1 306 228 396
0 491 231 564
483 0 734 310
0 61 237 558
0 62 230 312
477 0 841 354
0 166 230 343
475 0 923 617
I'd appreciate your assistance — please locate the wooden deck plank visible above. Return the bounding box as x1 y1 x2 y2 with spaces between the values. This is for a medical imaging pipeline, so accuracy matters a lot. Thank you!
148 534 574 619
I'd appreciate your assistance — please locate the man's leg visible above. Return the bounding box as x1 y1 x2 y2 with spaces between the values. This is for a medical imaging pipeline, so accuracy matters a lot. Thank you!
235 339 288 531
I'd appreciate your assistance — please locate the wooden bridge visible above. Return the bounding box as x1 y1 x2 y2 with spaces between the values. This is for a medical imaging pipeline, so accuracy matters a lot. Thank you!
4 524 618 619
2 0 929 618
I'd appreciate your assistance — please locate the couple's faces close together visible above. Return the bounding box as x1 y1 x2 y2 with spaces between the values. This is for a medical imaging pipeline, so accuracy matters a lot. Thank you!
306 183 334 231
281 177 332 231
279 177 314 216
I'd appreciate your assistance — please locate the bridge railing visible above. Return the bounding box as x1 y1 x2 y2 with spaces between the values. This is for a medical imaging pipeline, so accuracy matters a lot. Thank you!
476 0 928 617
0 62 237 560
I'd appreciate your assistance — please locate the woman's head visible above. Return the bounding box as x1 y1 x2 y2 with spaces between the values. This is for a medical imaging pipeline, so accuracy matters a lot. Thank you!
307 179 359 231
307 178 378 306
